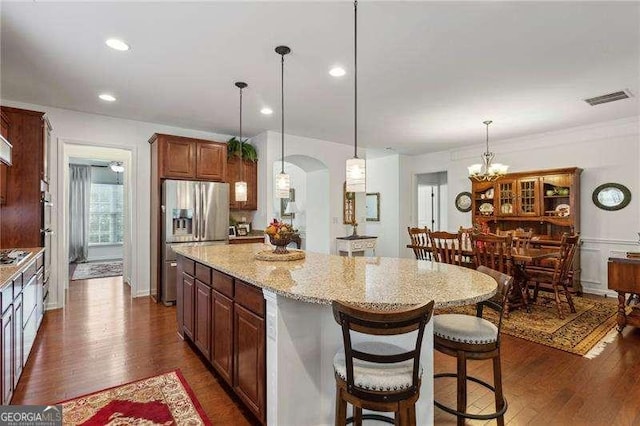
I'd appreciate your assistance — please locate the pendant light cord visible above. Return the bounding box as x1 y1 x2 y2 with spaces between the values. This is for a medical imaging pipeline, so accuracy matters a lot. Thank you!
486 121 489 154
354 0 358 159
239 86 244 182
281 53 285 174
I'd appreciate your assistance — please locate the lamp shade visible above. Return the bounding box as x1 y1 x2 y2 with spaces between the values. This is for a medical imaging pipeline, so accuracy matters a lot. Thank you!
275 172 290 198
235 181 248 202
284 200 298 215
346 157 366 192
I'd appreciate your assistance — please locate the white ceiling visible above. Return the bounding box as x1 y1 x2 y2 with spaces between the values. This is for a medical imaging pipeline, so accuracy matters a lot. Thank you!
1 1 638 155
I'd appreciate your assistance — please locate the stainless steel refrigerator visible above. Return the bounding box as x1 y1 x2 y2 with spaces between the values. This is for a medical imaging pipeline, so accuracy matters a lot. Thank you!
161 180 229 305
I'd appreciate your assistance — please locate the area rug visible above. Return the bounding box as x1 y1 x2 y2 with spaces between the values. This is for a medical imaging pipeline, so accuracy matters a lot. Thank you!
71 261 123 281
437 296 619 358
59 370 211 425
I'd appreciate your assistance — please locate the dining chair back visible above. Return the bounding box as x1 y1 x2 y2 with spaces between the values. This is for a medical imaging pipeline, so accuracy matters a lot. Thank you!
471 233 513 275
429 231 463 266
407 227 432 261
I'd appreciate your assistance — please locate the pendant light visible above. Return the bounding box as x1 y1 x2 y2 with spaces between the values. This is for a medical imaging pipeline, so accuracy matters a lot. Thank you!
234 81 248 202
275 45 291 199
345 0 366 193
468 120 509 182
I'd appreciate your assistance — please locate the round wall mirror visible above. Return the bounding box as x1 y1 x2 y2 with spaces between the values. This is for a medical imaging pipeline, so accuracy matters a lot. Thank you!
592 183 631 211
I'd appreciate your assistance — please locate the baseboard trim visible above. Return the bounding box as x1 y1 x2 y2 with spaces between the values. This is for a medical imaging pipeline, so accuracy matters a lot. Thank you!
581 287 617 298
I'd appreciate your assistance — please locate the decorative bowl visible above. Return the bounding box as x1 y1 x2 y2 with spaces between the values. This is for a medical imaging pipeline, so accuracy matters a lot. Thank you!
546 190 556 196
268 232 297 254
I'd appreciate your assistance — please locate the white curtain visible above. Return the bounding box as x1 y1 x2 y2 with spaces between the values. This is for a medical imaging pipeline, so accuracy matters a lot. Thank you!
69 165 91 262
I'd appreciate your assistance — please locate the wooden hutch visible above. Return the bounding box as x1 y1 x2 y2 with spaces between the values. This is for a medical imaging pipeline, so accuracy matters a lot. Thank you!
470 167 582 291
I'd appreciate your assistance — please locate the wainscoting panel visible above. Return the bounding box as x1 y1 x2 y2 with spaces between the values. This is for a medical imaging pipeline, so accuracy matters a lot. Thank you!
579 238 639 297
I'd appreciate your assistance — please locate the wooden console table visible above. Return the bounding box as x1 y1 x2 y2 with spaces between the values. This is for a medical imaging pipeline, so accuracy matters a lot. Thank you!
607 256 640 332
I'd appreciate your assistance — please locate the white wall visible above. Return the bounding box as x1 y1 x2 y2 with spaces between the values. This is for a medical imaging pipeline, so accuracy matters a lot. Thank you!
1 99 233 307
253 131 364 254
365 154 400 257
399 116 640 295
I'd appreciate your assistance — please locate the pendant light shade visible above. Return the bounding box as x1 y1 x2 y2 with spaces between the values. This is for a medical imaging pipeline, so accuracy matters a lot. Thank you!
345 0 366 193
234 81 248 202
276 45 291 199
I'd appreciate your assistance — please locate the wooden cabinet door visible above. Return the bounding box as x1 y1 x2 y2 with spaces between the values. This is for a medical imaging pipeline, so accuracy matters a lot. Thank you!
163 138 196 179
196 142 226 181
12 295 22 387
0 164 6 206
1 307 13 405
244 160 258 211
42 118 51 184
211 290 234 385
182 274 195 340
227 157 241 209
194 280 211 359
517 178 541 216
496 179 516 216
234 304 265 422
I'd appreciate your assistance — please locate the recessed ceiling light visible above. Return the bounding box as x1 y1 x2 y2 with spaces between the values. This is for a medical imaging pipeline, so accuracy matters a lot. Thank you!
329 67 346 77
105 38 130 51
99 94 116 102
260 107 273 115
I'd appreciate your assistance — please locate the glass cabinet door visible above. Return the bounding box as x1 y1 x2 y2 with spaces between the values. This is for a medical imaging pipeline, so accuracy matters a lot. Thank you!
517 178 540 216
497 180 516 216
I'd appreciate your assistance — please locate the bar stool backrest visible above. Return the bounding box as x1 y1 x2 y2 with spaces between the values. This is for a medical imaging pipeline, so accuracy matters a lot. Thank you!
475 266 514 345
332 300 435 403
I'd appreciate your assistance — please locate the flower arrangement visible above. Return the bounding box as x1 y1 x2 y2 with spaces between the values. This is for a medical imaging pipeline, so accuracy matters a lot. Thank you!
265 219 297 254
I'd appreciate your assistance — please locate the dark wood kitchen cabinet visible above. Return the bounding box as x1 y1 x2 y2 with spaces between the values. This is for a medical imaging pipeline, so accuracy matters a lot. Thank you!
196 142 227 181
0 106 51 248
177 255 266 424
149 133 227 181
234 303 266 421
194 280 211 359
228 157 258 210
0 110 9 206
182 273 195 340
211 290 234 385
162 137 196 179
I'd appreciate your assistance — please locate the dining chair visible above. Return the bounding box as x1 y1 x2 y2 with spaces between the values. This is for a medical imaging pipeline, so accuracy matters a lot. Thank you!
333 300 435 426
429 231 463 266
458 226 476 268
525 234 579 319
496 228 533 250
407 227 432 261
433 266 513 426
470 233 514 276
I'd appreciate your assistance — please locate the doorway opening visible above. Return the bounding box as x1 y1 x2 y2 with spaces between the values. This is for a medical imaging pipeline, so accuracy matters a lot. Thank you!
271 155 330 253
416 172 448 231
57 142 135 309
68 158 124 282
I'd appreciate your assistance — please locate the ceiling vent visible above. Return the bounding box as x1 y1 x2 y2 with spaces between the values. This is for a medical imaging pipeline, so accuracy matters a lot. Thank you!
584 90 632 106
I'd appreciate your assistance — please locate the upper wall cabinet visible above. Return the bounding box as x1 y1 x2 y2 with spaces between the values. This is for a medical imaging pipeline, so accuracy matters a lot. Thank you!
149 134 227 181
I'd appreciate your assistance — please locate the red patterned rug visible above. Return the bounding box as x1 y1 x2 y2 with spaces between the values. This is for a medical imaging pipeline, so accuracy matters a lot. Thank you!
58 370 211 425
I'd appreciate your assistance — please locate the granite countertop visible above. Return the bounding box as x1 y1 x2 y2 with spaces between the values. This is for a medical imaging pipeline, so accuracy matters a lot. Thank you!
0 248 45 289
174 244 497 309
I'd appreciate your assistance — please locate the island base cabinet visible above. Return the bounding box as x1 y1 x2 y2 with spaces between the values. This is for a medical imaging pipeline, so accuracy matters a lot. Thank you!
211 290 234 385
234 304 266 423
194 281 211 360
182 274 195 340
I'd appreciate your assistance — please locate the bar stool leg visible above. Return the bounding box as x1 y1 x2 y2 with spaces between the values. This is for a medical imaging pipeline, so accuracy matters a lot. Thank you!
457 351 467 426
493 353 505 426
353 407 363 426
335 383 347 426
407 404 416 426
394 408 402 426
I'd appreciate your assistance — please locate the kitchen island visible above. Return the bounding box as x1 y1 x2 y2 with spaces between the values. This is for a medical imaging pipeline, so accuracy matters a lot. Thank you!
174 243 497 425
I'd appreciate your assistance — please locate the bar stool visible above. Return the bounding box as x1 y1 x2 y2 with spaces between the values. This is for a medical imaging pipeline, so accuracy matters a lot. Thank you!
433 266 513 426
332 300 435 426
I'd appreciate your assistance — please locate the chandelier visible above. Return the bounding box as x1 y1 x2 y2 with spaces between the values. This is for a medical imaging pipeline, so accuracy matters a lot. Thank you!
468 120 508 182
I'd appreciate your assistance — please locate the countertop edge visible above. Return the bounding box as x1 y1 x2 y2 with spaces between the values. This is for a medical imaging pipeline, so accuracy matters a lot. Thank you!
174 248 498 309
0 248 45 289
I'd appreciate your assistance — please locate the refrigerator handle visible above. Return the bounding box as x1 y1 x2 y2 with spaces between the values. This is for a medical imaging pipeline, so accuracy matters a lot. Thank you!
193 182 200 241
200 183 206 241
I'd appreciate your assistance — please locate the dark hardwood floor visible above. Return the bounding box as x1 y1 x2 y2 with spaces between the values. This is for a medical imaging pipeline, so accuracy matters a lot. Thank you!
11 276 640 425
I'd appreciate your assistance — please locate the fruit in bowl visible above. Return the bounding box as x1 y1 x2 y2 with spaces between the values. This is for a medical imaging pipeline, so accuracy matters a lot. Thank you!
265 219 298 254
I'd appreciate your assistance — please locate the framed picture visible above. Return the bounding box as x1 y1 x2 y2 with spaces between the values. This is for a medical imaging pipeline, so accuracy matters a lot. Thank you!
366 192 380 221
455 191 473 213
237 223 251 235
228 226 236 237
281 188 296 218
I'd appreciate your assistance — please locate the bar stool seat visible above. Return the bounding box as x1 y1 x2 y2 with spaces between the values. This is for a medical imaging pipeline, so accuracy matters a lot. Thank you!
333 342 422 392
434 314 498 345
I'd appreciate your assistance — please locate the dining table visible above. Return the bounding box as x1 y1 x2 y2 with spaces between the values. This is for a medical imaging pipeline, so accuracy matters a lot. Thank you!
406 242 561 313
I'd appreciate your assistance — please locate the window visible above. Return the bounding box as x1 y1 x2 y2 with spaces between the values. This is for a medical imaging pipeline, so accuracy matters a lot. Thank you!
89 183 123 244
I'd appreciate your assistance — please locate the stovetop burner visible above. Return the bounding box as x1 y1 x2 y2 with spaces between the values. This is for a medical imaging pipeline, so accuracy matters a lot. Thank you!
0 250 29 267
